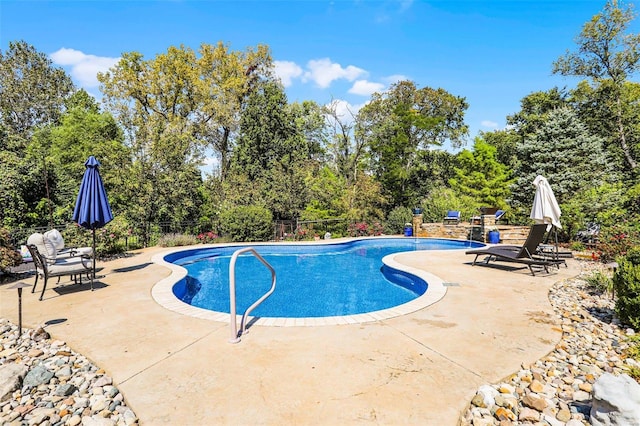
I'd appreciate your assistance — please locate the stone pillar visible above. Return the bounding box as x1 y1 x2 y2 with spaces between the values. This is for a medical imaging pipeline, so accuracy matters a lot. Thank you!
412 214 423 237
482 214 496 242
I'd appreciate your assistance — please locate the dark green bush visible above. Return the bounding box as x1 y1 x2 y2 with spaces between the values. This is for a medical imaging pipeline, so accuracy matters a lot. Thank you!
0 228 23 273
613 255 640 329
384 206 413 234
219 205 273 242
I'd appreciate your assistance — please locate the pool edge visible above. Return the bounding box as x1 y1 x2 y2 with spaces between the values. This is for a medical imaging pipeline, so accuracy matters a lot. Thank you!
150 239 452 326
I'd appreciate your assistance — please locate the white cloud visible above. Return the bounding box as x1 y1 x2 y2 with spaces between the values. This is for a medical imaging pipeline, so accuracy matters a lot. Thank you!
274 60 303 87
325 99 367 125
383 74 409 84
50 48 119 88
348 80 385 96
303 58 367 88
480 120 499 129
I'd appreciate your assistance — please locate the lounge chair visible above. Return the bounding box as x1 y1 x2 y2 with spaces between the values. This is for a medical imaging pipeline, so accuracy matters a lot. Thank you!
495 210 507 224
444 210 461 224
27 244 93 301
465 224 565 275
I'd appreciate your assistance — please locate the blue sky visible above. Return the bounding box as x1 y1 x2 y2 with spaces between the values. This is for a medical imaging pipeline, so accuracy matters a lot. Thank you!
1 0 636 153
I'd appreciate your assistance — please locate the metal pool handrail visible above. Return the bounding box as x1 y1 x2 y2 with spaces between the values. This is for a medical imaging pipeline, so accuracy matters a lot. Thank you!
229 247 276 343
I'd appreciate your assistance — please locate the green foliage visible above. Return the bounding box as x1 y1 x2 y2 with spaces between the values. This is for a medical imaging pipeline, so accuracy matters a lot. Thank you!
419 185 478 223
584 269 614 293
357 80 468 208
219 205 273 242
449 137 514 208
158 233 198 247
384 206 413 234
561 182 625 239
553 0 640 170
0 228 23 273
597 221 640 263
0 40 75 140
506 88 569 138
613 254 640 329
570 241 586 251
62 216 132 256
513 107 611 210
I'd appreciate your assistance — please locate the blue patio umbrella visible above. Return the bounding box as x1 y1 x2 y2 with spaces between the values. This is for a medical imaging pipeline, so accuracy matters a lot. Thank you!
72 156 113 280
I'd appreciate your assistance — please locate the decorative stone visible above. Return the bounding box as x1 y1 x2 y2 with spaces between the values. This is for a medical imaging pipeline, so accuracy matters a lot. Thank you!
518 406 539 422
522 394 547 412
493 406 516 421
0 364 28 402
556 408 571 422
529 379 545 393
591 373 640 426
23 365 54 389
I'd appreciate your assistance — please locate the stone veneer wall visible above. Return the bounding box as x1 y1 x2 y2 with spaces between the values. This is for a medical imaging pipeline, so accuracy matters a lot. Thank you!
415 222 531 245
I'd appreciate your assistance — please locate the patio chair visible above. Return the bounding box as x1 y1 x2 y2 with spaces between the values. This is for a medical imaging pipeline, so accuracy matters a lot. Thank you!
465 224 565 275
576 223 600 245
443 210 461 225
27 244 93 301
44 229 93 258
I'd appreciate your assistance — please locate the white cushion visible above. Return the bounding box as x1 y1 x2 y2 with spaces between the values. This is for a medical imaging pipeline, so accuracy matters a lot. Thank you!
27 233 57 264
44 229 65 250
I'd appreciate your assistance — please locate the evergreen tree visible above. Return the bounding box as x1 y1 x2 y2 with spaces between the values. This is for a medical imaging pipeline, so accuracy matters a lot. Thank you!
512 106 611 210
449 138 513 209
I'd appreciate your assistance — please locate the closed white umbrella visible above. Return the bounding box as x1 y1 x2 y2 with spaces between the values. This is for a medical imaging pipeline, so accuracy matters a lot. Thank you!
530 175 562 230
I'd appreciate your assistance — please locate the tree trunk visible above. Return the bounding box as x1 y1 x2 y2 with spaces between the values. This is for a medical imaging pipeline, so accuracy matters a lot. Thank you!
616 95 637 170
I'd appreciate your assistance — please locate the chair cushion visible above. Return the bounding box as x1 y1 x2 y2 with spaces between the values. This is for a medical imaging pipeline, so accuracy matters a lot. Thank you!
27 233 57 264
44 229 65 250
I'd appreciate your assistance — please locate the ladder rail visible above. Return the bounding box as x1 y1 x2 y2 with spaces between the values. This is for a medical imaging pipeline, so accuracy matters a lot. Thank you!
229 247 276 343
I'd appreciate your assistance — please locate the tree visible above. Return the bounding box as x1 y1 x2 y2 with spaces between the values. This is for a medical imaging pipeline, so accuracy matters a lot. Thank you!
512 107 612 212
98 43 271 239
324 100 366 185
0 41 75 228
553 0 640 170
356 80 468 208
570 80 640 177
27 90 131 223
506 88 569 139
479 128 521 170
449 138 514 209
0 40 75 143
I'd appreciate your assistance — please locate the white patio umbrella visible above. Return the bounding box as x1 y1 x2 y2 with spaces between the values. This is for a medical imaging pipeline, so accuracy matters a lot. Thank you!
530 175 562 230
530 175 561 256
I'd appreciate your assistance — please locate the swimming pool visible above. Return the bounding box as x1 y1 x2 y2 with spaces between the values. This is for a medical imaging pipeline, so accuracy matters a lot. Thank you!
151 237 481 326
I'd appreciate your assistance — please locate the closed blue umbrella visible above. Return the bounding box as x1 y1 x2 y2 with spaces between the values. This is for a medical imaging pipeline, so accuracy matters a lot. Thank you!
72 156 113 281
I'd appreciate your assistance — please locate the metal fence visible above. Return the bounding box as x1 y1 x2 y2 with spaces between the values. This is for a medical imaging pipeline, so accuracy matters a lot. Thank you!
9 218 352 249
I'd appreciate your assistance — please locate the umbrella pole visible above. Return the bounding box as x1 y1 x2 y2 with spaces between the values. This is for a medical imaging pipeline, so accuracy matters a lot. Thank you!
92 229 96 282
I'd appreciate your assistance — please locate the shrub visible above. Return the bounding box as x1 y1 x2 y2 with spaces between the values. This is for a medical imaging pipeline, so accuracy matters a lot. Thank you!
613 255 640 329
584 269 613 294
159 233 198 247
597 222 640 263
219 205 273 242
0 228 22 273
384 206 413 234
197 231 219 244
570 241 586 252
347 221 383 237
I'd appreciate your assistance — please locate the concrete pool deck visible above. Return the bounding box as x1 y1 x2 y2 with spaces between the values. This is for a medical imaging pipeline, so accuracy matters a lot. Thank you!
0 244 582 425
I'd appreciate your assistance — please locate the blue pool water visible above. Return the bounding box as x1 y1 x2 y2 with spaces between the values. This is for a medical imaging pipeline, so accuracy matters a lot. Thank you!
167 238 481 318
